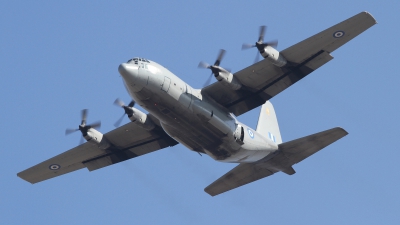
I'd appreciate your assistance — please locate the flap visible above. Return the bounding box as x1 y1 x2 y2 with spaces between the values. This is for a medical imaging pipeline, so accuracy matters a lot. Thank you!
84 125 177 171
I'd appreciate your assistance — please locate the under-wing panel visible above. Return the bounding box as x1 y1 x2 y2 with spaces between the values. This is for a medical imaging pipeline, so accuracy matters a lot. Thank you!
202 12 376 116
17 122 178 184
84 124 177 171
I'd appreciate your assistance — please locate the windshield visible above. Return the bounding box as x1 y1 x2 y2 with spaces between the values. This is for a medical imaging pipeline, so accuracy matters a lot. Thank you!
127 57 150 64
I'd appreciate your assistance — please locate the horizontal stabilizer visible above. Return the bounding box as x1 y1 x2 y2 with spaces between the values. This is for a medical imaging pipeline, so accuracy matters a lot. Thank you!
204 163 276 196
204 127 347 196
275 127 348 167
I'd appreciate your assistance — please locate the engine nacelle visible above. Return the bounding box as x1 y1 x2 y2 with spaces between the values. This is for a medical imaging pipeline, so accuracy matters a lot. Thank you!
84 128 111 149
261 46 287 67
215 68 242 90
128 107 155 131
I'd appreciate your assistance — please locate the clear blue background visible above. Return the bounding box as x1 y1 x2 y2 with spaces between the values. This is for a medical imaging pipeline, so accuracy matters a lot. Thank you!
1 1 398 224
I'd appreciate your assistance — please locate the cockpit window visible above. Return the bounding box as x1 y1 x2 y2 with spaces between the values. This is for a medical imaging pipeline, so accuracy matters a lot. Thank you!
127 57 149 64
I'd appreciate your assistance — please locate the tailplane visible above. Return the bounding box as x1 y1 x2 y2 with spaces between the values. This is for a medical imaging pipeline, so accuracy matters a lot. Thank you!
256 101 282 144
204 127 348 196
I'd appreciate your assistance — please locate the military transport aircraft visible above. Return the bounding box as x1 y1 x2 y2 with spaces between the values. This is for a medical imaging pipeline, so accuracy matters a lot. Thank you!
18 12 376 196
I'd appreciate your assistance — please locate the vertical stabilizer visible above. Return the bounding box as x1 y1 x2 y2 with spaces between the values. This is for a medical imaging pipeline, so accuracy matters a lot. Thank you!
256 101 282 144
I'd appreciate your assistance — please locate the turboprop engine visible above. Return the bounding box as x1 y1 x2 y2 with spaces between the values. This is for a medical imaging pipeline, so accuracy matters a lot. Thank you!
242 25 287 67
198 49 242 90
65 109 111 149
113 98 155 130
260 45 287 67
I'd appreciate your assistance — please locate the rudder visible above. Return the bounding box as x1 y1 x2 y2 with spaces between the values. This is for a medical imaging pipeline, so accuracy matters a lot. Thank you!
256 101 282 144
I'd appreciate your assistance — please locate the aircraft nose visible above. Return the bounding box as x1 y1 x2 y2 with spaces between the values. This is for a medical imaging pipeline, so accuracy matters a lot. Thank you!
118 63 132 76
118 63 138 81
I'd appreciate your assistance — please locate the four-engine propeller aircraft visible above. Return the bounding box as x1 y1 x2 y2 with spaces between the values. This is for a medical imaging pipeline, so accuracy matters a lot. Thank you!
18 12 376 196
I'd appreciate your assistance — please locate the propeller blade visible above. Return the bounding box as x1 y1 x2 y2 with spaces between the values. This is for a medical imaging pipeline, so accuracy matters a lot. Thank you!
128 100 135 107
114 98 125 107
242 43 255 50
198 61 210 69
214 49 226 66
203 73 213 87
88 121 101 129
79 136 85 145
81 109 88 126
258 26 266 43
65 128 79 135
266 39 278 48
122 80 131 95
114 113 126 127
254 51 260 64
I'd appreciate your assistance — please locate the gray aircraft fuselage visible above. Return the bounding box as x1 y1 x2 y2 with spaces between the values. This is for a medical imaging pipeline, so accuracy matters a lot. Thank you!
118 58 277 163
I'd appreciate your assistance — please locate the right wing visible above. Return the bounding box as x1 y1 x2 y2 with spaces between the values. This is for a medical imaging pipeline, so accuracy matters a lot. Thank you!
17 122 178 184
202 12 376 116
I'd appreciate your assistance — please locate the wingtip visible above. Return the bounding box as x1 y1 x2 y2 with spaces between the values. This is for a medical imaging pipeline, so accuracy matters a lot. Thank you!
17 172 35 184
361 11 378 24
334 127 349 136
204 187 216 197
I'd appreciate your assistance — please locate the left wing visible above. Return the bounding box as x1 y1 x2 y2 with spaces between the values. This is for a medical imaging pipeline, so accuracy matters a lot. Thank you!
202 12 376 116
17 122 178 184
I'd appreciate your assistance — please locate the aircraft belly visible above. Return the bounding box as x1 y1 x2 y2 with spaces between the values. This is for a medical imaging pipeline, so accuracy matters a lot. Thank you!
128 72 277 162
131 89 276 163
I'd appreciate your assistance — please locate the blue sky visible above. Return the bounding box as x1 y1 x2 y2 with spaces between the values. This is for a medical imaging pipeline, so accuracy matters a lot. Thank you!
1 1 399 224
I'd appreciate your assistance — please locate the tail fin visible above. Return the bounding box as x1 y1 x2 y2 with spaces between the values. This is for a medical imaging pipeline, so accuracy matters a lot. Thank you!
256 101 282 144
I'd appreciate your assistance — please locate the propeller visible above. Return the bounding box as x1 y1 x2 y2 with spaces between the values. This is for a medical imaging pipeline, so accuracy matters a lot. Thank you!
113 98 135 127
65 109 101 144
198 49 227 87
242 26 278 63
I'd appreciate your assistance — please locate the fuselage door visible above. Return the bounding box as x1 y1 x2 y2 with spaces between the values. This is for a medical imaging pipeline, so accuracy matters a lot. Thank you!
181 84 192 108
161 76 171 92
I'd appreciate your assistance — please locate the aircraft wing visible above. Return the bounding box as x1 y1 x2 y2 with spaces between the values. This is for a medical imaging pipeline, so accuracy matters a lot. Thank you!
202 12 376 116
17 122 178 184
